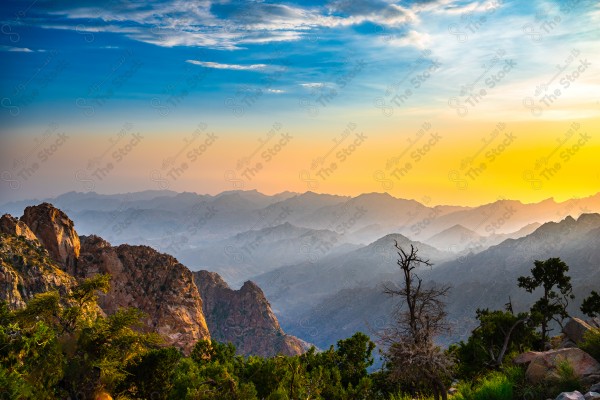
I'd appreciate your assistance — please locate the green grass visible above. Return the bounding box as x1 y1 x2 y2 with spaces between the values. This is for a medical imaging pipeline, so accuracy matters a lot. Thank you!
452 371 513 400
580 328 600 363
389 393 433 400
553 357 583 394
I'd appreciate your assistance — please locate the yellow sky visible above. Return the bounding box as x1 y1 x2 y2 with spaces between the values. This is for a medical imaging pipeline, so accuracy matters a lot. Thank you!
1 115 598 206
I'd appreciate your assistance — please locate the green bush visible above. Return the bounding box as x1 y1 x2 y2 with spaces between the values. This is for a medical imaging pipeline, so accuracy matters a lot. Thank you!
552 358 583 394
453 371 513 400
580 328 600 363
388 393 433 400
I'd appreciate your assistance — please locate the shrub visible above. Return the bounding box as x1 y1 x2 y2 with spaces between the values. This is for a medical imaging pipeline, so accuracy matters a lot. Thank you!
552 357 583 394
453 371 513 400
580 328 600 363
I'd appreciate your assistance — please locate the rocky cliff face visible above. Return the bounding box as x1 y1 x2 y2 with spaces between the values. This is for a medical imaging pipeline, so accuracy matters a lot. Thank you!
0 234 75 309
20 203 80 272
1 202 306 357
77 235 210 353
0 214 38 242
194 270 307 357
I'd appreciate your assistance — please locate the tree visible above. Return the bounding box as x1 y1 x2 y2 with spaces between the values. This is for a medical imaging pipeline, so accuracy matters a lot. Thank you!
379 242 454 400
335 332 375 388
518 257 574 349
451 305 539 378
120 347 182 399
581 291 600 320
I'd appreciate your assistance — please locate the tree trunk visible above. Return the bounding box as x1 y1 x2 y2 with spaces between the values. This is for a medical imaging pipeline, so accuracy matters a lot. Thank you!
431 383 439 400
495 317 527 366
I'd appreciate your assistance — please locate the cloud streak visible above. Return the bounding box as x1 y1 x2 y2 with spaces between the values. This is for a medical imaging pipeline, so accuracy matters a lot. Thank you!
186 60 269 71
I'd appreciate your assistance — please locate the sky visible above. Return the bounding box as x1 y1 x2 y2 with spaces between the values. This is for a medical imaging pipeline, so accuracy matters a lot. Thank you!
0 0 599 206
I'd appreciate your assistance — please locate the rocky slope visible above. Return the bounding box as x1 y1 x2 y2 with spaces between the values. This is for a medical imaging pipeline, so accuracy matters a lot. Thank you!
194 270 308 357
0 234 75 309
0 213 39 242
77 235 210 353
20 202 81 272
0 202 305 356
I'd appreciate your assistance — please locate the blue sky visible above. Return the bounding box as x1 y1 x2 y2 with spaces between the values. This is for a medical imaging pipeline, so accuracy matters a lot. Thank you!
1 0 599 204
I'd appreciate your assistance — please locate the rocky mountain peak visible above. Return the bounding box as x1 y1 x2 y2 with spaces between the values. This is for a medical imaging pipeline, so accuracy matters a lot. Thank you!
2 202 307 358
194 270 307 357
240 280 262 294
20 202 80 272
0 213 38 242
0 234 75 309
78 237 210 354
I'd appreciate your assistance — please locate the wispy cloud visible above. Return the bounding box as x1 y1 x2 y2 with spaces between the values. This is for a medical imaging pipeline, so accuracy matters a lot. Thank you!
0 45 34 52
299 82 324 88
386 30 432 49
186 60 269 71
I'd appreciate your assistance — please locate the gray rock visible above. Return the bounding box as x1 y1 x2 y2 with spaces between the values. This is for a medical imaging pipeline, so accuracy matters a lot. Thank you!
563 318 594 344
584 392 600 400
561 337 578 348
590 384 600 393
555 391 584 400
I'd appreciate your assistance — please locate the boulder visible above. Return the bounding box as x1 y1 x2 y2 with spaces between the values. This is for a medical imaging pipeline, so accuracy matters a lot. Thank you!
564 318 594 344
514 351 541 365
555 392 584 400
526 348 600 385
590 384 600 393
584 393 600 400
561 337 578 349
20 203 80 272
0 214 38 242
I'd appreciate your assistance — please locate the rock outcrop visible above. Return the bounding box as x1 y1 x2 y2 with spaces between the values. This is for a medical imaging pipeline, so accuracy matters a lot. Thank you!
563 318 594 344
78 235 210 353
0 214 38 242
20 203 80 272
518 348 600 386
1 202 307 357
0 233 75 309
194 270 307 357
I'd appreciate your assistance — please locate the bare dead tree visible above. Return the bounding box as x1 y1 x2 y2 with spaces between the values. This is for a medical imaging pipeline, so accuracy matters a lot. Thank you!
379 242 454 400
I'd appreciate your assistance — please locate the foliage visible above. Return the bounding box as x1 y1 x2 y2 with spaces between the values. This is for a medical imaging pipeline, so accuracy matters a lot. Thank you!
453 371 513 400
0 274 159 399
552 358 583 394
581 290 600 319
579 328 600 362
451 308 539 378
119 347 182 399
517 258 574 348
3 240 597 400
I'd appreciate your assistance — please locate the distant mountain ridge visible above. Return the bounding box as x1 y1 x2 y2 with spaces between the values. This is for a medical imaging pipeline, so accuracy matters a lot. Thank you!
280 213 600 349
2 190 597 285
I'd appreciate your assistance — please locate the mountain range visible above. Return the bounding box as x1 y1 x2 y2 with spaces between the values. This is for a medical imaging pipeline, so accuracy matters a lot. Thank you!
2 190 598 285
1 190 599 354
